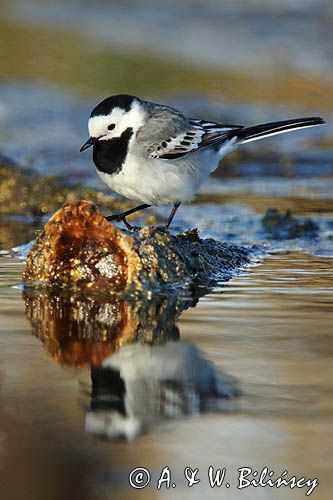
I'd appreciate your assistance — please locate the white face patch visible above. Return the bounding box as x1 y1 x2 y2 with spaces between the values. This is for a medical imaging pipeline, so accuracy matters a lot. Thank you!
88 100 146 141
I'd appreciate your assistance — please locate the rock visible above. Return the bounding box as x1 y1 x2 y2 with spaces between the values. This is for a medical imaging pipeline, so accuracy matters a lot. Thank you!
262 208 319 239
23 200 250 292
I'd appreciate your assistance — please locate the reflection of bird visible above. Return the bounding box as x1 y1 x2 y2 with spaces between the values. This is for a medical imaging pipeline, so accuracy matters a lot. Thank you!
80 94 324 228
85 341 238 441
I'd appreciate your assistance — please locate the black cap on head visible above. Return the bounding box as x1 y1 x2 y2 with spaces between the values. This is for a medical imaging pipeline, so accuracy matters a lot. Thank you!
90 94 136 117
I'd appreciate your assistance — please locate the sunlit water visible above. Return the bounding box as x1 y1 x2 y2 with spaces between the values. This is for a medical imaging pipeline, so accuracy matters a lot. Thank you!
0 250 332 500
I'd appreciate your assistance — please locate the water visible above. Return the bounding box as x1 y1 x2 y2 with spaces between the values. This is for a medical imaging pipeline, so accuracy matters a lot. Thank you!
0 251 332 499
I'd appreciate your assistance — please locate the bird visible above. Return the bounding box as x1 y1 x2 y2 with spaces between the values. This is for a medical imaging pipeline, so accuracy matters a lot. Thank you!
80 94 325 230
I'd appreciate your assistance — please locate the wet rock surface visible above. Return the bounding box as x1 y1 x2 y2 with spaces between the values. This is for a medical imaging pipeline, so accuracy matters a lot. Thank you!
262 208 319 239
23 200 251 292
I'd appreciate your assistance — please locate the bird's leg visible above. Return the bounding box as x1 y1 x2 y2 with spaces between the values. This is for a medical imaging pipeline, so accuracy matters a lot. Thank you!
165 202 181 229
106 203 151 230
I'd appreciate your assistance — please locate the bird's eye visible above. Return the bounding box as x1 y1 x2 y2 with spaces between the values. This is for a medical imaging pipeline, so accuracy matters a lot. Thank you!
108 123 115 131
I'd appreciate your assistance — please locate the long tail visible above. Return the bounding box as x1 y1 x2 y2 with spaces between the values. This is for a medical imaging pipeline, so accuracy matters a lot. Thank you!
236 117 325 144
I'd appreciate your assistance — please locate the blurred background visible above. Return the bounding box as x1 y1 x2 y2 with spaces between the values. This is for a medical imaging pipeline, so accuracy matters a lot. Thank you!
1 2 333 500
2 0 333 103
1 0 332 171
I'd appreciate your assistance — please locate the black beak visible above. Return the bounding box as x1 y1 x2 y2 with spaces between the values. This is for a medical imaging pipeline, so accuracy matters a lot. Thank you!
80 136 98 152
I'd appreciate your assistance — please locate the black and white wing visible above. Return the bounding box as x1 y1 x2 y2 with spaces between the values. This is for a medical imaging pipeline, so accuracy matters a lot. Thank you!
148 119 243 160
147 115 325 160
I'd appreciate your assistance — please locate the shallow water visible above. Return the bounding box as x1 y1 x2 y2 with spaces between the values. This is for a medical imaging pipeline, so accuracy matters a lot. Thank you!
0 251 332 499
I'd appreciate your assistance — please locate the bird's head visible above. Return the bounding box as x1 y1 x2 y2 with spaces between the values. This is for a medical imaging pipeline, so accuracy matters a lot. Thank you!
80 94 145 152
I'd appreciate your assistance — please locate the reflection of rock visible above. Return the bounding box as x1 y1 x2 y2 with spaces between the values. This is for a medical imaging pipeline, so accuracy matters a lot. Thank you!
23 287 203 367
85 341 239 440
262 208 319 239
23 290 135 366
23 201 250 292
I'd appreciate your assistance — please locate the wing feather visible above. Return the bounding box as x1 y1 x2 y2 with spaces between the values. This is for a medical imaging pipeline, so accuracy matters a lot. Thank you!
148 119 242 159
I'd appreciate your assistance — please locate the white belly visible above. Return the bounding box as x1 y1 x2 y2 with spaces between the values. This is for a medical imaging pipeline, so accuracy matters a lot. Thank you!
96 150 218 205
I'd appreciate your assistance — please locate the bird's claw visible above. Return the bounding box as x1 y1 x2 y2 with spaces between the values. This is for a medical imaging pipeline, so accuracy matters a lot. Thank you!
105 213 141 232
122 219 141 232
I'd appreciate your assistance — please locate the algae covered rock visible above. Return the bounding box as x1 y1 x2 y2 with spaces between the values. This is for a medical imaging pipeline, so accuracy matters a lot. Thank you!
23 200 250 292
262 208 319 239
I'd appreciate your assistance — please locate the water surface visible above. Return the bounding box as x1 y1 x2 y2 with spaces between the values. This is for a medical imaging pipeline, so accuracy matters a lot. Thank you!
0 251 332 499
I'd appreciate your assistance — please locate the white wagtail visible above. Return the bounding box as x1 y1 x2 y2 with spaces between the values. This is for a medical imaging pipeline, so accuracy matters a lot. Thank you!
80 94 325 229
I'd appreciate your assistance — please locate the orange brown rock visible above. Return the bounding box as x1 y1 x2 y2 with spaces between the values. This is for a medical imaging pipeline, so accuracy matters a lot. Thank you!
23 201 141 291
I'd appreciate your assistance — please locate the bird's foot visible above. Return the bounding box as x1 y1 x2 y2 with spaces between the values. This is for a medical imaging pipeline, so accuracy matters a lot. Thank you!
121 217 141 232
105 213 141 232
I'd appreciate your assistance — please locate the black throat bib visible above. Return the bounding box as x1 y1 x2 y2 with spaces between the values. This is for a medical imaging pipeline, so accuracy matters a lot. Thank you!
93 127 134 175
